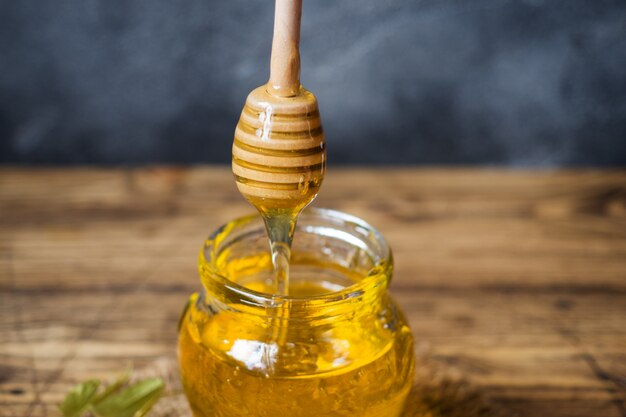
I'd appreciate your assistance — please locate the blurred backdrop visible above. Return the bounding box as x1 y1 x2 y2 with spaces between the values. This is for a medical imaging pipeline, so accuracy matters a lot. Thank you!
1 0 625 166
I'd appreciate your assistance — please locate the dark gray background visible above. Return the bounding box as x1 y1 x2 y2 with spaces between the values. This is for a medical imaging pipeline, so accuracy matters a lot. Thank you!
1 0 625 166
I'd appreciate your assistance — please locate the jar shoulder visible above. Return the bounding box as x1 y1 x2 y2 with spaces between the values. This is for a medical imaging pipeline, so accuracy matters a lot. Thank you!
178 292 414 378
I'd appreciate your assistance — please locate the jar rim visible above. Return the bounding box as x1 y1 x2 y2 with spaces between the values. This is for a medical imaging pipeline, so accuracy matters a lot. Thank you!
198 207 392 309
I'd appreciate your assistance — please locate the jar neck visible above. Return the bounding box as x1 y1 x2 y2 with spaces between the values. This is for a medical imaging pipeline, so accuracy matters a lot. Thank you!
198 256 392 322
198 208 393 323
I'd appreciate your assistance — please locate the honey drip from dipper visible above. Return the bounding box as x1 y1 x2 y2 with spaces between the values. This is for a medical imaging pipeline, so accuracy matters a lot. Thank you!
232 85 326 295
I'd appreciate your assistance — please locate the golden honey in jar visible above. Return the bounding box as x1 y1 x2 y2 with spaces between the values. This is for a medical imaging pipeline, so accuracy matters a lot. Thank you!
178 208 415 417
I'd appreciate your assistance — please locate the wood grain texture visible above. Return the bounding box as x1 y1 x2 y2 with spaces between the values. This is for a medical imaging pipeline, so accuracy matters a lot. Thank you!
1 167 625 417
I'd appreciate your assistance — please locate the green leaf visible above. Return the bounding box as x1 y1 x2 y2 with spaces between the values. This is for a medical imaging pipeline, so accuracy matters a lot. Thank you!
58 379 101 417
92 366 132 404
90 377 165 417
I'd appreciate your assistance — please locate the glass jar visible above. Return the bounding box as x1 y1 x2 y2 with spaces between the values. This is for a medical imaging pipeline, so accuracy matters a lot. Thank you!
178 208 414 417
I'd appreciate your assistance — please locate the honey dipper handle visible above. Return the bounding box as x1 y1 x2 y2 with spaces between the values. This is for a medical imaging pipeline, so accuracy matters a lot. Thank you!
269 0 302 97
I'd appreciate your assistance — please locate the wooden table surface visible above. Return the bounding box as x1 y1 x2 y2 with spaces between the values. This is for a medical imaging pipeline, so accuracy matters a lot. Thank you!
1 167 625 417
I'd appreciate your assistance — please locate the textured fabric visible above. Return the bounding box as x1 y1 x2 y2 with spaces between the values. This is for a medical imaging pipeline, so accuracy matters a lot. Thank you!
1 0 625 165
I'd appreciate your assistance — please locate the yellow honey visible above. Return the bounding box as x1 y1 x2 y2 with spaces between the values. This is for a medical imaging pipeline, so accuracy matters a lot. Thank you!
177 209 415 417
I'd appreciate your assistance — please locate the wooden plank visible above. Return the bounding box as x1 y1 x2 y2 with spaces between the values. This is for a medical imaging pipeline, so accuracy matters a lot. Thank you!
1 167 625 417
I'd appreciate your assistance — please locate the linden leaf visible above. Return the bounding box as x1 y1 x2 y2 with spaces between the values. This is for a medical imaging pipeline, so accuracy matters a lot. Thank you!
58 379 101 417
92 366 132 404
90 377 165 417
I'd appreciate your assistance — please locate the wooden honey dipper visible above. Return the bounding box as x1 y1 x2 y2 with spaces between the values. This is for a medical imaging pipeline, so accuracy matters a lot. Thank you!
232 0 325 215
232 0 325 296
